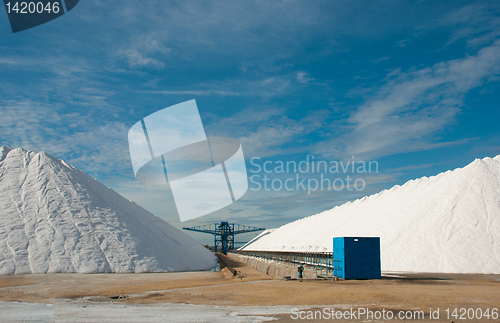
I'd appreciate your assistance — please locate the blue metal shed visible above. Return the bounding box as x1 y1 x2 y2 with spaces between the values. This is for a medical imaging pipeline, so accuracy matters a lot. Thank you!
333 237 381 280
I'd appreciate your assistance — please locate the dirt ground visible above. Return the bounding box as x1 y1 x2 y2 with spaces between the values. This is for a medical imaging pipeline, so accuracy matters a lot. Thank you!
1 255 499 322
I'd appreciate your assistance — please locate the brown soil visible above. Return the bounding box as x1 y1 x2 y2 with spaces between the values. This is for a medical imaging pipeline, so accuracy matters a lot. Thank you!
1 254 499 322
0 275 37 288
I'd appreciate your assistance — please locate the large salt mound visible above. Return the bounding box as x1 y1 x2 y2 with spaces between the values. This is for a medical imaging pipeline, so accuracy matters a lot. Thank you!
0 146 216 274
242 155 500 274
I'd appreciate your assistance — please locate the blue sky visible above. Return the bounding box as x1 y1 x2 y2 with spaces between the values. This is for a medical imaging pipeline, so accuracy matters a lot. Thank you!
1 1 499 245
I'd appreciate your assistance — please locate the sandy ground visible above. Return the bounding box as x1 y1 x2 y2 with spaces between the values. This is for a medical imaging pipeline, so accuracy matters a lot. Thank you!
1 255 499 322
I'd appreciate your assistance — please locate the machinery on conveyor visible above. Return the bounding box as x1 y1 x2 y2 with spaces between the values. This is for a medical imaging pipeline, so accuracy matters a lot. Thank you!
183 221 265 254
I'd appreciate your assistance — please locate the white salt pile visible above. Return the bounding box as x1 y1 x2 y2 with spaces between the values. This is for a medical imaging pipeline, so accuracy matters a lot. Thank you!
0 146 216 274
242 155 500 274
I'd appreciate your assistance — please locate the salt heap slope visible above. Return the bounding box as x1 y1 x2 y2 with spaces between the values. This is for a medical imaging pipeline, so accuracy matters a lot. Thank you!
0 147 216 274
242 155 500 274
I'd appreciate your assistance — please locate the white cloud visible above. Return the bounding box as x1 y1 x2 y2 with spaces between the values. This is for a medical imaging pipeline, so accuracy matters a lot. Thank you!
207 107 329 158
136 73 297 97
315 40 500 160
440 3 500 47
117 33 171 69
137 89 238 96
296 71 314 83
0 58 32 66
0 99 131 178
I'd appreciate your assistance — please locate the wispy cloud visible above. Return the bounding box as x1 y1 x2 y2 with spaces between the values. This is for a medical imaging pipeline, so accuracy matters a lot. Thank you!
315 40 500 160
136 73 299 97
440 3 500 47
0 98 131 179
296 71 314 84
0 58 32 66
116 33 171 69
137 89 239 96
207 107 330 158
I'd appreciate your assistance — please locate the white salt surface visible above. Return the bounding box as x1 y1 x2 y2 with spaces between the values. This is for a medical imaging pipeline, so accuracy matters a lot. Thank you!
0 301 303 323
242 155 500 274
0 147 216 274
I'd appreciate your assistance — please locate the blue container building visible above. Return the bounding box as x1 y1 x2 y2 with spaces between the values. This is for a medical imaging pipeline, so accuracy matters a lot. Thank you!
332 237 381 280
